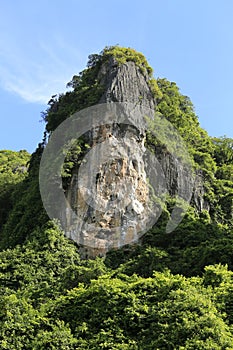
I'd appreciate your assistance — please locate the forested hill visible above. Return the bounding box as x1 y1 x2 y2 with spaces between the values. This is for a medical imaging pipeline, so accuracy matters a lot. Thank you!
0 46 233 349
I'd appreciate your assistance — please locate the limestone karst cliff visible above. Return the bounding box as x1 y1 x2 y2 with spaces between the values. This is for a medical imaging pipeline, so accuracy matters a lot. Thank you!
64 57 156 256
46 49 208 257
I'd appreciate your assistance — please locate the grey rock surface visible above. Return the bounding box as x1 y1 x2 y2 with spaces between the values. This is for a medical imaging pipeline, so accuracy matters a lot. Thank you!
64 58 208 257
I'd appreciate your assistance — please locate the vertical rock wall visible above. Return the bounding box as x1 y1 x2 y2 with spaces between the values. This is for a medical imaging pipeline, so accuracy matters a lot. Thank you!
64 58 208 257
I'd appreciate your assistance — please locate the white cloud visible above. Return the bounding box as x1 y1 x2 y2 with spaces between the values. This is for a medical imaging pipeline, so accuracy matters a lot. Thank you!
0 37 84 104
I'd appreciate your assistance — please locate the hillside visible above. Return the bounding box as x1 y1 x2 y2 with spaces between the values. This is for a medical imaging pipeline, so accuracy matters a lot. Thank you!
0 46 233 349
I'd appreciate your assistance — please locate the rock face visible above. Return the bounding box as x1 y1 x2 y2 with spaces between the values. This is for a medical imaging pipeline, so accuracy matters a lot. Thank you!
66 131 155 257
192 170 210 212
64 57 207 257
99 57 155 110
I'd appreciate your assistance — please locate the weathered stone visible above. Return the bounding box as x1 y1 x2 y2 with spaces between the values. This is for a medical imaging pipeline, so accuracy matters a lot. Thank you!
64 58 208 258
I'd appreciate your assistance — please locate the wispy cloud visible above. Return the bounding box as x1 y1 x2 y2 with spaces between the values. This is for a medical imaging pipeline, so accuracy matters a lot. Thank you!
0 37 85 104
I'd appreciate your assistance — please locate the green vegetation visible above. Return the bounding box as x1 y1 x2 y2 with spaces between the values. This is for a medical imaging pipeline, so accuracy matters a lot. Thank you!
102 46 154 76
0 150 30 230
0 46 233 348
0 145 48 249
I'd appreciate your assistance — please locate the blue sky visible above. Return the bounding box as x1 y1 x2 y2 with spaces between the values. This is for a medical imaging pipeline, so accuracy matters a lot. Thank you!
0 0 232 152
